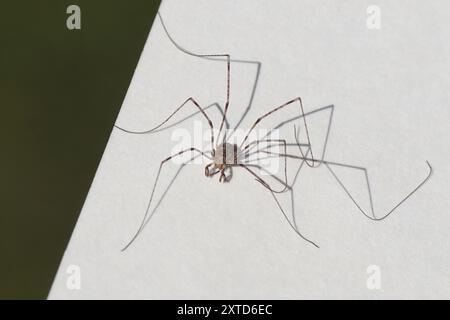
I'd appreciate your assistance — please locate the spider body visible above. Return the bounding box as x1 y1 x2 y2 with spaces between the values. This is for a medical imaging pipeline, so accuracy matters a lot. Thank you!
205 143 240 182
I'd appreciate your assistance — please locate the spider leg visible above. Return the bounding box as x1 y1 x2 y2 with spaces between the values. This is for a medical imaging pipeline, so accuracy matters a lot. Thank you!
225 166 233 182
240 162 319 248
243 142 310 160
218 166 233 183
205 163 217 177
258 148 433 222
207 169 221 178
242 140 309 235
237 164 289 194
240 139 289 192
240 104 335 171
115 97 215 153
260 181 320 248
157 13 231 146
324 161 433 221
239 97 316 167
122 147 211 251
131 102 228 134
293 127 433 220
242 143 317 243
219 170 226 183
242 139 315 231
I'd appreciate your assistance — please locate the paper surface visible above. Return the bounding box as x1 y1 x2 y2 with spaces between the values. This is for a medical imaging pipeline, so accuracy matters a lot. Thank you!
50 0 450 299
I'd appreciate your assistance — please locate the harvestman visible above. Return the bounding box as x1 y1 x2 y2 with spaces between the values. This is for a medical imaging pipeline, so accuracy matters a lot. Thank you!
115 13 432 251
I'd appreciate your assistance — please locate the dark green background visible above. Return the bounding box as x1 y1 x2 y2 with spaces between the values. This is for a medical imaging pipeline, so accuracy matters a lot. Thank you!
1 1 161 299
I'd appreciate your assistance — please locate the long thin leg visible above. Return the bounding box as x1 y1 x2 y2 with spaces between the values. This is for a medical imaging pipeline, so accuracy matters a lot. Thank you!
159 12 266 148
241 139 309 161
243 104 335 167
244 166 319 248
243 143 308 162
130 102 229 134
241 139 288 193
246 126 311 167
122 147 211 251
243 142 315 229
241 126 312 170
115 97 215 152
237 163 289 194
258 148 433 221
157 12 230 147
241 110 330 168
287 147 312 231
240 144 318 247
242 144 310 192
239 97 316 167
325 161 433 221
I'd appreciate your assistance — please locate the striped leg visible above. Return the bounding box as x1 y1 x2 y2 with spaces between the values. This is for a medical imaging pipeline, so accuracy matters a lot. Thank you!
237 161 319 248
238 139 319 247
115 97 215 153
242 104 335 168
157 13 231 147
122 147 211 251
262 181 320 248
189 53 230 147
257 147 433 221
240 139 289 193
239 97 316 167
237 164 289 193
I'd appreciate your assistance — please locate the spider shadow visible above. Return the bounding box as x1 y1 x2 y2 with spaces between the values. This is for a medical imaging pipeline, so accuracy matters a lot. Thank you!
157 12 261 133
250 104 432 236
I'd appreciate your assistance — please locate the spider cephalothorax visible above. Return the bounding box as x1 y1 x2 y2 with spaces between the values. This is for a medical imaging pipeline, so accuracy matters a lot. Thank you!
205 143 241 182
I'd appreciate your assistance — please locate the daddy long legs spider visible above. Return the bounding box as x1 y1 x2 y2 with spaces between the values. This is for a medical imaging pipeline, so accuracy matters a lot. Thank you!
115 12 432 251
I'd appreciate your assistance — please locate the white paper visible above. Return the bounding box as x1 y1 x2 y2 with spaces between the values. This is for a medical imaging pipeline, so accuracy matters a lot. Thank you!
49 0 450 299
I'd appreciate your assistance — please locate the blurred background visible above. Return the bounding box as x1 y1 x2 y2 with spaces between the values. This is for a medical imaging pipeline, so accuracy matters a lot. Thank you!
0 0 161 299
